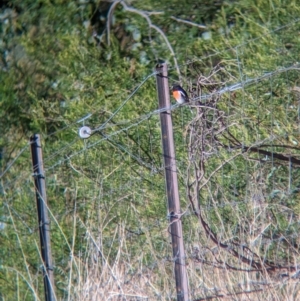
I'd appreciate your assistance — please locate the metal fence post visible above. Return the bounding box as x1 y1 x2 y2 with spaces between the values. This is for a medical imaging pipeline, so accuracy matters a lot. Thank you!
156 62 189 301
30 134 55 301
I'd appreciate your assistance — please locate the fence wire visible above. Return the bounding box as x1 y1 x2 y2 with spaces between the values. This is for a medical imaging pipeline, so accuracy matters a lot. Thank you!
1 20 300 301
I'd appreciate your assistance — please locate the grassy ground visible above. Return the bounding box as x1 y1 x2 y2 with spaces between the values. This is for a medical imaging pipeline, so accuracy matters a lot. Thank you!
1 0 300 300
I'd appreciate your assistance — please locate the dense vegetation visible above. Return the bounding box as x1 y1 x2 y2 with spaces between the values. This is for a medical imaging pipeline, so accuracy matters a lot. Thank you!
1 0 300 300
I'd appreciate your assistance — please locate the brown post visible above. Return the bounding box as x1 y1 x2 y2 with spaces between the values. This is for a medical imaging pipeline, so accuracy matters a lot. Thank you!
156 62 189 301
30 134 56 301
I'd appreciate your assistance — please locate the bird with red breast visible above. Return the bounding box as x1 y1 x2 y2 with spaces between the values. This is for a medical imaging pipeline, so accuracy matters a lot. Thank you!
172 85 189 104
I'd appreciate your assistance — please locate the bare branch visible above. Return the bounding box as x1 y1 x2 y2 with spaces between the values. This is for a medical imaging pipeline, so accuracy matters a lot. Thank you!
171 16 207 29
106 0 121 46
117 2 182 80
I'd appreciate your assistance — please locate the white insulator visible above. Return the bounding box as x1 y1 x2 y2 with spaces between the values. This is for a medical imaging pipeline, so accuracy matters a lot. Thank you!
78 126 92 139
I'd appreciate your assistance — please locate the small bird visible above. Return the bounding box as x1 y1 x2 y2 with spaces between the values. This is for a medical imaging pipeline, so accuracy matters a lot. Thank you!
172 85 189 104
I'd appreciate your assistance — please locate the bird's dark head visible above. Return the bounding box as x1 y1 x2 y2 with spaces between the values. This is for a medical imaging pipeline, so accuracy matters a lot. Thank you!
172 84 181 91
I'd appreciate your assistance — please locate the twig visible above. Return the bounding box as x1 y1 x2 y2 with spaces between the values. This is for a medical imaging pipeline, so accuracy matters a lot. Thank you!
107 1 182 80
171 16 207 29
106 0 121 46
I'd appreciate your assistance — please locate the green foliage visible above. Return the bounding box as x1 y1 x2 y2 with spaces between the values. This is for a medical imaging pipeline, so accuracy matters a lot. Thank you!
1 0 300 299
